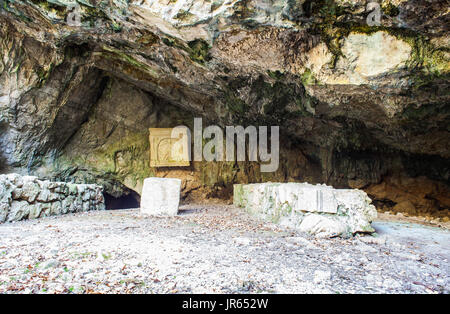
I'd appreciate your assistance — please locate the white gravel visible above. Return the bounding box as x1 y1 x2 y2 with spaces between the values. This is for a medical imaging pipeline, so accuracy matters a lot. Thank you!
0 205 448 294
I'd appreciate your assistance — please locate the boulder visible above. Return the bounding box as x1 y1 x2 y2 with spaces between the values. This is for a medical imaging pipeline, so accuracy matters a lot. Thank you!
140 177 181 216
234 182 377 237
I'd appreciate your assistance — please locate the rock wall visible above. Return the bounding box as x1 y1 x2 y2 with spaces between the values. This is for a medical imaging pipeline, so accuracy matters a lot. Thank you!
0 1 448 217
0 174 105 223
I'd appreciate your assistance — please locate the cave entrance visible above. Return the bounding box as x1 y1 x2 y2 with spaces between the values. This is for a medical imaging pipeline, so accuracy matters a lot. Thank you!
104 190 140 210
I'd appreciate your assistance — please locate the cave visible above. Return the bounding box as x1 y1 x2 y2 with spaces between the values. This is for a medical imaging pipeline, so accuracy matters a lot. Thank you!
1 0 449 295
104 191 141 210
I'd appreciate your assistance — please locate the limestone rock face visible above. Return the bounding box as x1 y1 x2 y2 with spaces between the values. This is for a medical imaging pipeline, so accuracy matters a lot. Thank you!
234 183 377 237
0 173 105 223
0 1 448 216
140 177 181 216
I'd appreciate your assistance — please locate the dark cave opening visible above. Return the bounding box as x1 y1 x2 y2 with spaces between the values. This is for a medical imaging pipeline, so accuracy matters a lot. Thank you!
104 191 140 210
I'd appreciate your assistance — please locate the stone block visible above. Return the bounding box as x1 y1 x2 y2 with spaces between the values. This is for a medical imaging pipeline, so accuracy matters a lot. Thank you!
234 182 377 237
140 177 181 216
149 128 190 167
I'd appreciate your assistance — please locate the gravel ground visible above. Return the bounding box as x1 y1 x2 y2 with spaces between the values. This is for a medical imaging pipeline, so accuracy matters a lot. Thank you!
0 205 448 294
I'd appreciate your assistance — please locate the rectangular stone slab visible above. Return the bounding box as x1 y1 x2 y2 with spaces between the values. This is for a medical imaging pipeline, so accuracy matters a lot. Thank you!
149 128 190 167
234 183 338 214
234 182 377 237
140 177 181 216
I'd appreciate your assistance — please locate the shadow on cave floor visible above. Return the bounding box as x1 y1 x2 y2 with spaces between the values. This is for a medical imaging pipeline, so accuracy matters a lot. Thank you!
177 203 232 216
104 191 140 210
178 208 199 215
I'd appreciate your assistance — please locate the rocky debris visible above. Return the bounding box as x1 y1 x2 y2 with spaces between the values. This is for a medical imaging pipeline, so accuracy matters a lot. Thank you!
140 177 181 216
0 205 448 294
0 173 105 223
234 183 377 237
367 175 450 219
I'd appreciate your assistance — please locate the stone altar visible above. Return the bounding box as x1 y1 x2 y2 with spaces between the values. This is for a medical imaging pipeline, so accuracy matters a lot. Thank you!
140 177 182 216
234 182 377 237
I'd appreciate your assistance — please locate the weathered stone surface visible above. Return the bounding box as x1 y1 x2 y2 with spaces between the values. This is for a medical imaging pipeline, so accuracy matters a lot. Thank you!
234 183 377 237
0 1 448 219
0 173 105 223
149 128 190 167
140 177 181 216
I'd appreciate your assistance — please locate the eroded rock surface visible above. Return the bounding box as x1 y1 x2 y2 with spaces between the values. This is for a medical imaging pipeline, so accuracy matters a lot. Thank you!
0 173 105 223
0 1 448 216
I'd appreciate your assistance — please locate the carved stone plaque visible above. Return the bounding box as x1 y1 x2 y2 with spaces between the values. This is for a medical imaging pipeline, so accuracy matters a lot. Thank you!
149 128 190 167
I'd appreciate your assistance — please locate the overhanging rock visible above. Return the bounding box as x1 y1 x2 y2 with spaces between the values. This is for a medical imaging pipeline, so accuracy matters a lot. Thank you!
234 183 377 237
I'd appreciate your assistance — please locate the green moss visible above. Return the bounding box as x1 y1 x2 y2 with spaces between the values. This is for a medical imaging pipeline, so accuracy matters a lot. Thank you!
267 70 285 80
223 90 248 115
2 0 33 22
211 1 221 12
35 63 54 87
231 0 254 20
316 17 450 79
101 46 159 79
162 36 192 55
137 32 160 47
30 0 67 18
89 131 151 186
381 2 400 17
110 21 122 33
254 76 315 118
221 73 318 125
301 68 318 86
303 0 346 21
187 39 211 65
81 3 110 28
173 9 194 22
233 184 244 206
102 46 144 68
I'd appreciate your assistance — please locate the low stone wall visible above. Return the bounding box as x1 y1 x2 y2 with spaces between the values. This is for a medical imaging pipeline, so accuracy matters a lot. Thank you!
234 182 377 238
0 174 105 223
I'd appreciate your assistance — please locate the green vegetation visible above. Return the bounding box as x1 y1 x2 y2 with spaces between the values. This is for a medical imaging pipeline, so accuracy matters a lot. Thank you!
187 39 212 65
267 70 285 80
231 0 254 20
173 9 194 22
300 68 318 86
101 46 159 80
137 31 160 47
381 2 400 17
29 0 67 18
303 0 449 80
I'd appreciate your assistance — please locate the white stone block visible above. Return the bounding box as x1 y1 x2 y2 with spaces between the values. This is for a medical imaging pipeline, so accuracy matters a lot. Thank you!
234 182 377 237
140 177 181 216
